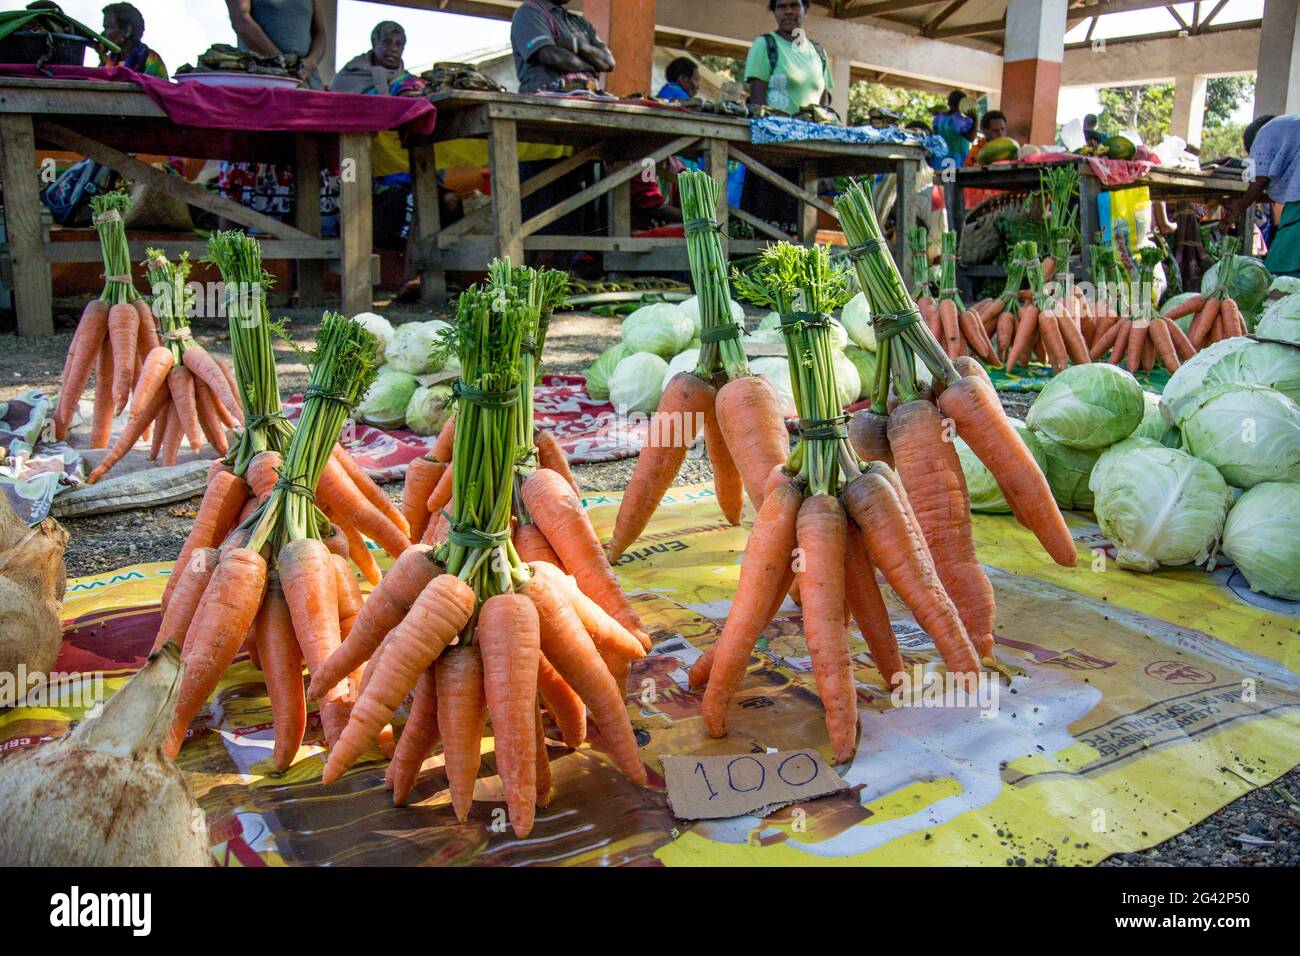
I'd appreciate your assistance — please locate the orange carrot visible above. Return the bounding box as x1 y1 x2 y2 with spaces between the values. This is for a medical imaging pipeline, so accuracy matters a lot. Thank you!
1221 298 1244 339
245 450 282 502
1106 318 1133 365
848 409 893 468
420 510 449 548
688 647 714 689
889 400 996 658
1165 316 1197 361
714 375 791 511
387 666 439 805
959 307 998 364
1148 317 1180 371
129 346 174 421
843 522 904 687
534 562 647 660
255 575 306 772
164 547 269 758
521 468 642 635
167 365 203 453
534 703 552 808
938 298 963 358
514 521 565 571
322 573 474 783
332 445 410 539
318 455 409 559
535 428 579 495
478 593 541 835
90 339 115 449
537 653 586 750
54 301 110 439
524 568 646 784
703 397 743 525
608 372 713 561
1088 317 1125 360
192 379 230 455
162 470 249 609
935 378 1076 566
436 643 487 822
106 302 139 414
425 463 454 515
796 494 856 762
1003 303 1039 372
148 399 170 461
160 403 183 467
702 482 801 738
1058 313 1091 366
1125 320 1151 373
332 553 363 624
279 539 345 745
335 518 380 586
181 346 240 425
433 415 456 463
308 545 439 702
86 372 171 483
153 547 218 652
1037 308 1069 372
1164 294 1206 319
402 457 443 543
841 467 980 678
1187 295 1221 348
322 523 349 561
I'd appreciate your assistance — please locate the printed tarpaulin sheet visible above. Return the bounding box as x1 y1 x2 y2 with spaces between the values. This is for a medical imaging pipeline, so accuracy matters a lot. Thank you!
3 485 1297 866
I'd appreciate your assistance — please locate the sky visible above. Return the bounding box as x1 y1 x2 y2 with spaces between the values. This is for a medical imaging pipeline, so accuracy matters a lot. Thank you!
39 0 1257 126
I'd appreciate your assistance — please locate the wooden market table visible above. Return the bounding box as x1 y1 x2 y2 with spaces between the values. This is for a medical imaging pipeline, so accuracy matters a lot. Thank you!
409 91 928 301
0 75 378 336
946 157 1255 291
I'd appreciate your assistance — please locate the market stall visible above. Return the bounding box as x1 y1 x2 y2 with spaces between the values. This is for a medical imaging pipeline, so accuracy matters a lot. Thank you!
0 67 438 335
409 90 927 300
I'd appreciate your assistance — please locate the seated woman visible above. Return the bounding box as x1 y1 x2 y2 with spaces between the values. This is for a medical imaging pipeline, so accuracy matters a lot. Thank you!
965 110 1007 166
658 58 699 101
100 3 167 78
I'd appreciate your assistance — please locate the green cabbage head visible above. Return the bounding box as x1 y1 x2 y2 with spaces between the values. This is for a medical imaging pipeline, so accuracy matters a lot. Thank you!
386 320 451 375
1026 363 1145 449
356 367 418 428
1130 391 1180 448
621 303 695 358
1160 337 1300 426
586 343 629 401
1089 437 1233 572
1222 482 1300 600
1201 255 1272 324
1036 434 1102 511
842 345 877 401
1181 383 1300 488
404 383 454 436
1255 292 1300 344
840 292 876 351
608 351 668 414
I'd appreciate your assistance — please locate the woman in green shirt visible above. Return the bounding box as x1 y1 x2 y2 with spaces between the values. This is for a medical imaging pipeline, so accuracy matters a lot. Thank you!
745 0 832 115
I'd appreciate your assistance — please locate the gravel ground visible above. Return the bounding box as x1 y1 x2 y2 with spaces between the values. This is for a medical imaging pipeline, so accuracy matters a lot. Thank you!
5 299 1296 866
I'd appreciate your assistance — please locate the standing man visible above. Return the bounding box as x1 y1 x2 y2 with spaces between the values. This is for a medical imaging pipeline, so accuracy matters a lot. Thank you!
1224 114 1300 276
510 0 616 94
745 0 832 115
100 3 167 78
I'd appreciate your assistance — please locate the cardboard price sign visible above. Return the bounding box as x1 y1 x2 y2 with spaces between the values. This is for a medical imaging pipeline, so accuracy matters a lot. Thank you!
661 749 848 820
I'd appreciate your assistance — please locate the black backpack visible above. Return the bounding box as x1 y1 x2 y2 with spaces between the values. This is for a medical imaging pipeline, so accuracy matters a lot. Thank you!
763 32 827 75
40 158 115 227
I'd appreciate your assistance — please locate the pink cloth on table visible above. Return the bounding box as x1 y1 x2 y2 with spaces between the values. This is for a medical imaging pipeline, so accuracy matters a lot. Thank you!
0 64 436 136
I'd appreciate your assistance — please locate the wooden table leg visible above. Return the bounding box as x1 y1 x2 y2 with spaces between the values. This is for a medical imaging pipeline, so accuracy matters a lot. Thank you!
0 114 53 336
409 143 445 304
489 118 522 266
709 138 729 258
608 159 631 279
800 160 820 246
339 131 373 317
893 158 918 270
293 133 325 308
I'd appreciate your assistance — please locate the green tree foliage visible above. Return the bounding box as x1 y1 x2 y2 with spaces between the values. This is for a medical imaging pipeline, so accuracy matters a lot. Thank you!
846 81 944 127
698 53 745 86
1094 76 1254 156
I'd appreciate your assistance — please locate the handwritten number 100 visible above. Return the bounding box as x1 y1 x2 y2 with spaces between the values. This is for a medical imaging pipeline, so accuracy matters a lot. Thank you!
693 753 819 800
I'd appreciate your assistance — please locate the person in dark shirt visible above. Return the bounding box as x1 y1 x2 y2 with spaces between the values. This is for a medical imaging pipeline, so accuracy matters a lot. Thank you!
658 57 699 101
100 3 167 78
510 0 615 94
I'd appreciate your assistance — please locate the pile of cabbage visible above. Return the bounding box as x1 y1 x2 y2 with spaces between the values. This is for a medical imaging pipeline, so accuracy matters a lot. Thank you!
351 315 457 435
585 292 881 417
957 337 1300 598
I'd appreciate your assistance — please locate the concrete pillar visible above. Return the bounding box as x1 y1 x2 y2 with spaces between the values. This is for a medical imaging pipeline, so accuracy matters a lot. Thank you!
583 0 656 97
1000 0 1066 145
1256 0 1300 116
829 54 851 123
1171 73 1209 147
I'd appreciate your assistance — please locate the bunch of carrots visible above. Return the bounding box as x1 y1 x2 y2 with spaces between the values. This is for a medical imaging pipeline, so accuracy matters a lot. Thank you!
157 310 382 761
402 261 574 547
607 169 790 562
54 192 240 476
1153 237 1250 352
914 231 998 365
314 264 649 836
690 182 1076 763
160 231 409 615
86 251 243 482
